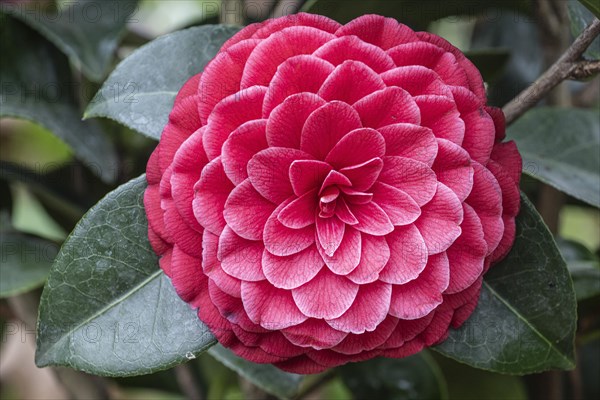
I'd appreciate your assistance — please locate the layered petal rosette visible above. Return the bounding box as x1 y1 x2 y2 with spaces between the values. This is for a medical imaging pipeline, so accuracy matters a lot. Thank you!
145 13 522 374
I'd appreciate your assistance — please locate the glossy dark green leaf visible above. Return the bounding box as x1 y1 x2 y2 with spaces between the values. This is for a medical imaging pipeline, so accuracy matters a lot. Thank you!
436 194 577 374
556 238 600 302
303 0 530 29
465 49 511 83
578 0 600 20
84 25 240 140
1 0 137 81
208 345 303 400
339 351 448 400
569 1 600 60
36 175 217 376
0 232 58 298
0 16 117 183
508 107 600 207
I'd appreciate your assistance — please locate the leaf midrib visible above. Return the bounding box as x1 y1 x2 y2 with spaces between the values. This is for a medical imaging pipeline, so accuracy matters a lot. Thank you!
483 281 574 368
37 269 163 364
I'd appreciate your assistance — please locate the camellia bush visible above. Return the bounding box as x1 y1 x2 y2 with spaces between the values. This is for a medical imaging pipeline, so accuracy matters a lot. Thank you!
1 1 599 399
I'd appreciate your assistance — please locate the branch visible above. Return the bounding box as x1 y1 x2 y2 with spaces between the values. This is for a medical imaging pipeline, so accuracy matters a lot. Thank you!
503 19 600 125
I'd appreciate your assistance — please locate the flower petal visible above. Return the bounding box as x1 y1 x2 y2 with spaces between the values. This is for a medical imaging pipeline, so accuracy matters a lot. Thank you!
381 313 434 349
171 245 203 304
335 14 418 50
252 13 341 39
349 202 394 236
266 92 326 149
491 141 522 187
313 35 395 72
218 226 266 282
292 268 359 319
317 225 362 275
335 198 359 225
318 60 385 104
282 319 348 349
316 215 346 256
446 204 486 294
460 108 495 164
325 128 386 169
466 162 504 252
157 74 203 172
340 157 383 192
242 26 335 87
145 184 169 250
263 198 316 256
202 230 241 298
379 156 437 206
289 160 332 196
432 138 474 202
333 315 398 354
263 55 334 116
415 95 464 145
171 127 208 233
389 253 450 319
379 224 428 284
353 87 421 128
381 65 452 97
203 85 267 160
415 183 464 255
198 38 258 124
372 182 421 226
278 189 318 229
300 101 362 160
221 120 268 185
262 245 324 289
247 147 314 204
347 234 390 284
223 179 276 241
193 158 234 235
488 159 520 217
378 123 437 166
242 280 308 329
327 281 392 334
274 355 328 374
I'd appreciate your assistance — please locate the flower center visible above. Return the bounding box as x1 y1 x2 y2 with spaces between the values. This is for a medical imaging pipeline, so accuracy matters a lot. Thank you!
319 187 339 218
317 169 374 223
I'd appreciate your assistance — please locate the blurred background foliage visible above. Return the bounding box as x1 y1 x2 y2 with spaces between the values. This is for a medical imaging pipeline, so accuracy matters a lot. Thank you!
0 1 598 399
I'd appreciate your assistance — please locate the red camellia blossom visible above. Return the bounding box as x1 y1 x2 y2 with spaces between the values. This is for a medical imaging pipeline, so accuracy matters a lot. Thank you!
145 13 522 374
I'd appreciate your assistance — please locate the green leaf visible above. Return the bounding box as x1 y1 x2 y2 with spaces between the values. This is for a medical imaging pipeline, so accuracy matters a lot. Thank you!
303 0 530 29
1 0 137 81
84 24 240 140
578 0 600 20
339 350 448 400
464 49 511 83
208 345 303 400
0 232 58 298
435 194 577 374
36 175 217 376
556 238 600 302
0 16 117 184
569 1 600 60
508 107 600 208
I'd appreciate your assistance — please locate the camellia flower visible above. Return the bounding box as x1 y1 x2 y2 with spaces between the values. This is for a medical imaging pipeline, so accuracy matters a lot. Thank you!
145 13 522 374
